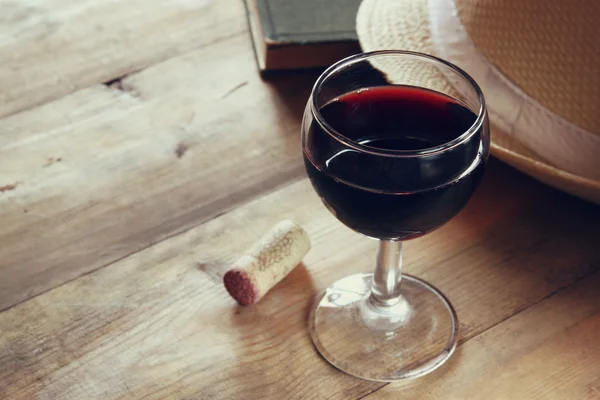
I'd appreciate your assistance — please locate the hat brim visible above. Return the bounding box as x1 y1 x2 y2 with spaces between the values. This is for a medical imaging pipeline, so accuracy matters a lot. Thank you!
356 0 600 204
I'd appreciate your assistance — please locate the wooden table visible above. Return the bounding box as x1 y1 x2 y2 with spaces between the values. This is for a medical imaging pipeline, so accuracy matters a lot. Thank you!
1 1 599 399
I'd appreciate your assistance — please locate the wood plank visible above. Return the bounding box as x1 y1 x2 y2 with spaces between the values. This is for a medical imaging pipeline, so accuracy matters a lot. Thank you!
1 160 599 399
363 271 600 400
0 31 320 311
0 0 246 118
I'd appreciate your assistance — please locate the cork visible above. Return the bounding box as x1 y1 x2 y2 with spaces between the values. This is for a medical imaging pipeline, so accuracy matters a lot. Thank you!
223 220 311 306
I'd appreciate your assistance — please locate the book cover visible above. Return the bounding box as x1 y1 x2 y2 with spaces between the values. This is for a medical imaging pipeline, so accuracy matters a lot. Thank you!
244 0 363 73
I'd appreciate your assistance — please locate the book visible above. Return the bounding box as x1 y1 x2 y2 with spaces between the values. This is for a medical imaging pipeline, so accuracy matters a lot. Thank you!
243 0 363 73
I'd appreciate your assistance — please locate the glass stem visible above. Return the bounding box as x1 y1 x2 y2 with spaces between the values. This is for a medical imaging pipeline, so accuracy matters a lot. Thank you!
370 240 403 306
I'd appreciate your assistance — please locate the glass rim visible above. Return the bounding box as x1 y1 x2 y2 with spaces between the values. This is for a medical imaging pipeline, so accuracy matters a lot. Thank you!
309 50 487 158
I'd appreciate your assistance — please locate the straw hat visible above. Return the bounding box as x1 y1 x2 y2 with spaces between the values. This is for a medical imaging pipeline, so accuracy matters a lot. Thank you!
356 0 600 204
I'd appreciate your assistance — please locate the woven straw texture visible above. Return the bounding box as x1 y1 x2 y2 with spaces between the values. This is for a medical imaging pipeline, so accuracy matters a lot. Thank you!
356 0 600 204
457 0 600 133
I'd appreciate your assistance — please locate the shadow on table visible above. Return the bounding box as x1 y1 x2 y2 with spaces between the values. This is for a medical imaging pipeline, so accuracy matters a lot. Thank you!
459 158 600 275
259 63 390 129
221 262 321 396
261 70 324 127
449 158 600 338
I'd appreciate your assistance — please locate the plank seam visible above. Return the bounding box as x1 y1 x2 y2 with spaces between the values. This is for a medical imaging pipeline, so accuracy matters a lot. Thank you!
0 29 247 121
0 173 307 314
357 268 600 399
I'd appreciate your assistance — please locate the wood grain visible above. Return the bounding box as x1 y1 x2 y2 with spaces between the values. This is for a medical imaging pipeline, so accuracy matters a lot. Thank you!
364 271 600 400
0 0 246 118
0 31 320 311
2 1 600 397
1 160 599 399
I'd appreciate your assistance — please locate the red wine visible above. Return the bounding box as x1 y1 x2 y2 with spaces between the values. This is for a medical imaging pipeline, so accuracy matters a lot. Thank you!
304 86 486 240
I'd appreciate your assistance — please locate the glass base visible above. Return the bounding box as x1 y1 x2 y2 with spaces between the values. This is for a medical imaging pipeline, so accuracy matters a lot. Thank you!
308 273 458 382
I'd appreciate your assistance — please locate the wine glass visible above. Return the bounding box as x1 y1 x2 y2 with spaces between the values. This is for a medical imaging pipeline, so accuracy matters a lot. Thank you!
302 51 490 381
